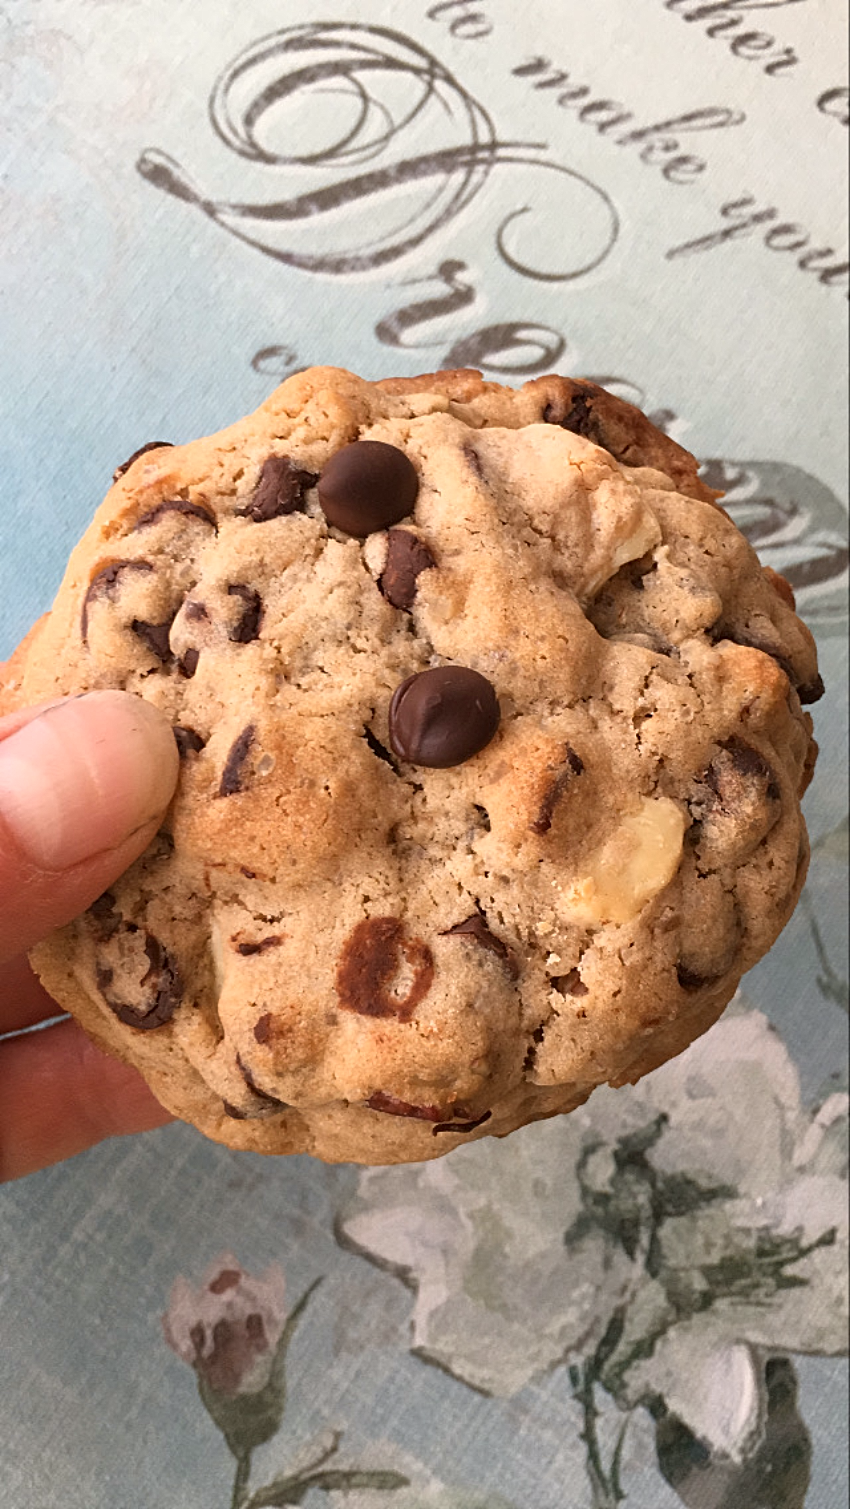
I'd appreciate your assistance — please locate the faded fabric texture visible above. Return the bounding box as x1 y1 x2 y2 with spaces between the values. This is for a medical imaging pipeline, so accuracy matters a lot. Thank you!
0 2 847 1506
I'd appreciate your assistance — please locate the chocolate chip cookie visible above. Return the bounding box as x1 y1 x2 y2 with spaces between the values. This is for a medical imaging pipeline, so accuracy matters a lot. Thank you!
0 368 821 1164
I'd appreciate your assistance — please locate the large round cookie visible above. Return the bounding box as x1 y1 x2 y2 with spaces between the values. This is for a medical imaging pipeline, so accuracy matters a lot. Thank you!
1 368 821 1164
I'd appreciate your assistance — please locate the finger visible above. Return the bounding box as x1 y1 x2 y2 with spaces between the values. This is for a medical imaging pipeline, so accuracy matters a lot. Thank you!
0 1016 173 1182
0 691 179 963
0 953 65 1035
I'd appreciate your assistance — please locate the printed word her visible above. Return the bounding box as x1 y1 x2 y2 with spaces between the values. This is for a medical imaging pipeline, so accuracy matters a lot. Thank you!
664 0 802 75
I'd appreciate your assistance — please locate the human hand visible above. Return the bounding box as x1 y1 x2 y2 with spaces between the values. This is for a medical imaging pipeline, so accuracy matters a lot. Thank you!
0 682 180 1180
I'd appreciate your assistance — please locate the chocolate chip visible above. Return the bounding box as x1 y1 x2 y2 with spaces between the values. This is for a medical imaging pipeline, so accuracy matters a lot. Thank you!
691 737 782 865
184 600 208 622
173 725 206 758
676 963 716 992
131 616 175 664
442 914 519 978
227 584 263 643
544 383 605 447
97 931 182 1030
336 917 434 1021
710 737 781 803
531 745 585 835
389 666 500 768
798 674 825 705
234 936 282 956
464 444 487 482
254 1014 272 1044
81 560 154 644
218 725 255 797
177 648 200 679
113 441 173 481
236 1054 290 1111
239 455 318 522
223 1101 249 1120
133 499 216 531
379 529 436 610
88 891 120 940
433 1110 492 1136
317 441 419 538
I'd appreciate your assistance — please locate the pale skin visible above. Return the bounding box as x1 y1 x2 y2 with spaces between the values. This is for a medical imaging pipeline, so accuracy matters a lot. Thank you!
0 646 180 1181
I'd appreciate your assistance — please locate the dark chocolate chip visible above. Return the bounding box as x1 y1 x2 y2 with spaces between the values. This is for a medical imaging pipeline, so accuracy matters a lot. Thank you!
798 674 825 705
336 917 434 1021
184 600 208 622
133 498 217 531
81 560 154 644
379 529 436 610
389 666 500 768
173 725 206 758
88 891 120 940
433 1110 492 1136
531 745 585 835
97 930 182 1030
544 383 605 447
177 648 200 679
239 455 318 522
131 615 175 664
442 914 519 979
218 725 255 797
317 441 419 538
113 441 173 481
227 584 263 644
552 969 589 997
676 963 717 992
254 1014 272 1044
709 737 781 804
235 936 283 956
223 1101 249 1120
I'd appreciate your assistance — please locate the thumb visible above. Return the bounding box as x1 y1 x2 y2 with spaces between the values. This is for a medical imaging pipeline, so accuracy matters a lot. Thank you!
0 691 179 962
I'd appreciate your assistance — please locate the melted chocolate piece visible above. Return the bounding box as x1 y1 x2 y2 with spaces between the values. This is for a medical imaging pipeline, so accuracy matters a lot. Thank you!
177 648 200 679
88 892 120 940
379 529 436 610
433 1110 492 1136
132 498 217 532
97 931 182 1030
227 584 263 643
239 455 318 522
442 914 519 978
173 725 206 758
218 726 255 796
707 737 781 803
81 560 154 644
336 917 434 1021
131 615 176 664
113 441 173 481
544 383 608 450
389 666 500 768
366 1091 445 1122
254 1013 272 1044
317 441 419 538
531 745 585 835
235 936 282 956
691 736 782 865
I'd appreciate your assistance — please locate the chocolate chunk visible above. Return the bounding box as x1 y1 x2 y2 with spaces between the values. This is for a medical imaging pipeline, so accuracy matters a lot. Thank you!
177 648 200 679
97 930 182 1030
531 745 585 835
227 584 263 643
433 1110 492 1136
235 936 282 956
113 441 173 481
379 529 436 610
317 441 419 538
336 917 434 1021
218 725 255 796
544 383 606 448
81 560 154 644
254 1014 272 1044
708 737 781 803
389 666 500 768
133 498 216 531
131 616 175 664
366 1091 445 1122
442 914 519 978
239 455 318 522
173 724 206 758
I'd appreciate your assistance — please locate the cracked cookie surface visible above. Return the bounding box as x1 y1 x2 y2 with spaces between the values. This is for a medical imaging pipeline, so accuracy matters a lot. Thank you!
1 367 821 1164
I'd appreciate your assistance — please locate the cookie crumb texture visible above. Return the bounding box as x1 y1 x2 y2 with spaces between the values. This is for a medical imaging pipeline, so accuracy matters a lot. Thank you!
6 368 821 1164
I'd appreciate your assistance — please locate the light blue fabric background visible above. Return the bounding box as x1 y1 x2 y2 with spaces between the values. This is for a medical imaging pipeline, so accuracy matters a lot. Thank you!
1 3 847 1505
